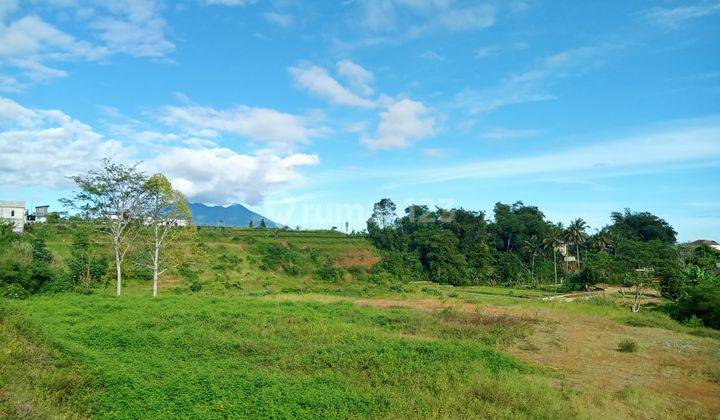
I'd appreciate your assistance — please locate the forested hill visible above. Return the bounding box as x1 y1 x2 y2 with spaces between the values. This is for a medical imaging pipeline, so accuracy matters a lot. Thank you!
189 203 279 228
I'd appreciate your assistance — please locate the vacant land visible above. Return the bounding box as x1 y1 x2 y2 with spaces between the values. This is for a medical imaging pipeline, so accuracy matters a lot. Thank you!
2 288 719 419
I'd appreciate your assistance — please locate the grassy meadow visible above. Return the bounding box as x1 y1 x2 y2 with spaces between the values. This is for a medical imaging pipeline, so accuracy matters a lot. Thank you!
2 225 720 418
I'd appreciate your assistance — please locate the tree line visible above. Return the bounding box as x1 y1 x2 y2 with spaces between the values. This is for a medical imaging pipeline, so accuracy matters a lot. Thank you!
366 198 720 327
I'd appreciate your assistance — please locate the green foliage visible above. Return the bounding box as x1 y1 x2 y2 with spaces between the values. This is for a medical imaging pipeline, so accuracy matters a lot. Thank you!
0 239 67 297
1 295 578 419
670 275 720 329
315 258 342 282
257 242 306 276
609 209 677 243
67 228 108 289
617 339 638 353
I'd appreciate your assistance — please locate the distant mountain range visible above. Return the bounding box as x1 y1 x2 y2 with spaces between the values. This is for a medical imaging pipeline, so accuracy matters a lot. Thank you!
189 203 279 228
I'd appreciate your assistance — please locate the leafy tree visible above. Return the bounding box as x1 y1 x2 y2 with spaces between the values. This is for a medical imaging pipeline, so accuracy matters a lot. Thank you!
423 230 468 285
248 220 254 228
688 244 720 271
671 274 720 328
609 209 677 243
67 227 108 290
143 174 192 297
260 218 267 228
370 198 397 229
62 159 150 296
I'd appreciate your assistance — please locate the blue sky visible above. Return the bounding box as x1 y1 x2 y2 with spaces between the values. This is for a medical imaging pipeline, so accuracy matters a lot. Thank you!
1 0 719 240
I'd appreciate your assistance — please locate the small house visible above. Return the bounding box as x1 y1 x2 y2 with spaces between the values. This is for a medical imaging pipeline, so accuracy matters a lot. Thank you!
0 200 27 233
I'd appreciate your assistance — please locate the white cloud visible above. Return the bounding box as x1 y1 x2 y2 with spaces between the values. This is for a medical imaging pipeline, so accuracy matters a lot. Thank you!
457 45 614 113
0 97 126 188
393 119 720 185
362 98 436 149
419 50 444 61
202 0 256 5
0 15 107 87
145 148 319 205
0 1 174 90
0 97 323 206
482 128 541 139
336 59 374 96
421 147 451 158
87 0 174 57
161 103 328 147
435 4 495 31
0 0 17 22
357 0 495 35
644 1 720 28
475 42 528 58
263 12 294 27
289 63 375 108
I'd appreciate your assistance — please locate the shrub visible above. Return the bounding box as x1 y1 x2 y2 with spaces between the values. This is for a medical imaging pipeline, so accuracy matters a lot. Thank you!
189 281 202 292
670 277 720 329
315 259 341 282
1 283 30 299
617 339 638 353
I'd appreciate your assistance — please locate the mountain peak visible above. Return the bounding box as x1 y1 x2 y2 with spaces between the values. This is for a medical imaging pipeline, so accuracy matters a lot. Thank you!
188 202 279 228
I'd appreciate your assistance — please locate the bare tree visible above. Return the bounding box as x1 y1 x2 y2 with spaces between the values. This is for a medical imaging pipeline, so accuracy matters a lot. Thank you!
143 174 192 297
62 159 149 296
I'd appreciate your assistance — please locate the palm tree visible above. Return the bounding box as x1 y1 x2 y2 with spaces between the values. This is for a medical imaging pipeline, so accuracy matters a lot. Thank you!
523 235 541 288
543 224 562 284
593 228 611 252
567 218 588 270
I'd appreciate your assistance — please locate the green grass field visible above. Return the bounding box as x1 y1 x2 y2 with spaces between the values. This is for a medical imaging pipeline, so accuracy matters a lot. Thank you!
4 225 720 419
1 293 582 419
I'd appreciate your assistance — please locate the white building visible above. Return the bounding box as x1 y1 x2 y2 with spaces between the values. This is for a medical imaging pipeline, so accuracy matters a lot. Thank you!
0 200 26 234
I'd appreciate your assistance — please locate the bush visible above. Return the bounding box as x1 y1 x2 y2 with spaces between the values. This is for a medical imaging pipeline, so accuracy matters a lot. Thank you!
617 339 638 353
670 277 720 329
189 281 202 292
1 283 30 299
315 259 341 282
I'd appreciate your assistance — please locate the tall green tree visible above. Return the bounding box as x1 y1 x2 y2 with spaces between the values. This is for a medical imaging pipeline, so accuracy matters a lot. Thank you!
566 218 588 270
609 209 677 243
62 159 149 296
143 174 192 297
370 198 397 229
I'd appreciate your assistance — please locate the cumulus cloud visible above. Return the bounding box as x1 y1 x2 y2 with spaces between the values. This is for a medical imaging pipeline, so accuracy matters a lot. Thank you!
289 63 375 108
0 15 107 89
0 0 174 90
336 60 375 96
90 0 174 58
161 103 328 147
0 97 324 205
362 98 436 149
145 148 319 205
0 97 125 188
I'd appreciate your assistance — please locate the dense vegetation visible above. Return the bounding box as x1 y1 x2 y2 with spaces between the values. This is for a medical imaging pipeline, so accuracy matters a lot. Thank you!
366 199 720 328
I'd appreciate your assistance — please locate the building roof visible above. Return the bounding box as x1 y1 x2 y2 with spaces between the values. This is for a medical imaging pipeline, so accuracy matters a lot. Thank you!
690 239 720 246
0 200 25 208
